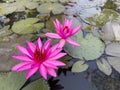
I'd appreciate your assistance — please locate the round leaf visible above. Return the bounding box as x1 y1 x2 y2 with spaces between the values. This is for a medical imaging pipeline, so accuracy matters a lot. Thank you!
64 33 105 60
37 3 65 14
12 18 44 34
108 57 120 73
72 60 88 73
96 58 112 75
0 72 26 90
23 78 49 90
105 42 120 57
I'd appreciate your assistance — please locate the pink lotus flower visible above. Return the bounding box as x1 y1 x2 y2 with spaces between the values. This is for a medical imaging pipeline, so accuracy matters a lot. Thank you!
11 38 66 79
45 19 81 48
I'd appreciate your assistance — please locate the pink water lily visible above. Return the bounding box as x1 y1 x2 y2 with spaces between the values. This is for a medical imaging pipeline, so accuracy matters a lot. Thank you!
45 19 81 48
11 38 66 79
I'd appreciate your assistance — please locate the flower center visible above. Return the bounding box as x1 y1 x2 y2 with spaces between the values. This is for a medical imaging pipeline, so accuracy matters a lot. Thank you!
34 48 46 62
63 26 69 33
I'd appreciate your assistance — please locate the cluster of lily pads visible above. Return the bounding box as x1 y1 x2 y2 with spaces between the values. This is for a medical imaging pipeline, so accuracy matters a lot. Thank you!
64 0 120 76
1 0 120 90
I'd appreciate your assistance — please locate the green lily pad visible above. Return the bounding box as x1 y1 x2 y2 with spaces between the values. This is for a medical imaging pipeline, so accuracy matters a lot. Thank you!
108 57 120 73
96 58 112 75
86 9 120 27
0 3 16 16
0 34 33 72
37 3 65 14
0 71 26 90
23 78 49 90
64 33 105 60
72 60 88 73
105 42 120 57
12 18 44 34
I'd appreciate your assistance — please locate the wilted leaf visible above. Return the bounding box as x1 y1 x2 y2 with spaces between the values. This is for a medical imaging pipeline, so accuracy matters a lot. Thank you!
96 58 112 75
72 60 88 73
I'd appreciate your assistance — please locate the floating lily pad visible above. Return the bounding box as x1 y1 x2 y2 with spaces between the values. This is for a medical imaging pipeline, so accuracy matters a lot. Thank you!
0 3 16 16
0 71 26 90
105 42 120 57
0 34 33 72
96 58 112 75
86 9 120 27
37 3 65 14
108 57 120 73
64 33 105 60
12 18 44 34
59 0 69 4
100 21 115 41
23 78 49 90
72 60 88 73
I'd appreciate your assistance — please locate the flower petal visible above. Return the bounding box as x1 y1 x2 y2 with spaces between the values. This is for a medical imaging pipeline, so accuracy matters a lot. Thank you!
26 40 35 53
43 39 51 50
12 55 32 61
11 62 30 71
17 45 31 57
17 63 32 72
66 38 80 47
39 64 47 79
47 53 67 61
45 33 61 39
58 39 66 48
43 62 58 69
47 68 57 77
72 25 81 35
46 60 65 66
54 19 61 33
49 48 62 57
26 67 38 79
36 38 42 49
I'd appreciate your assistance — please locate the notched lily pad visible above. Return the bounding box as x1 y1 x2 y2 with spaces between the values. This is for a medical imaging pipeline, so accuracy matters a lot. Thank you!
108 57 120 73
37 3 65 14
64 33 105 60
72 60 88 73
96 58 112 75
105 42 120 57
12 18 44 34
